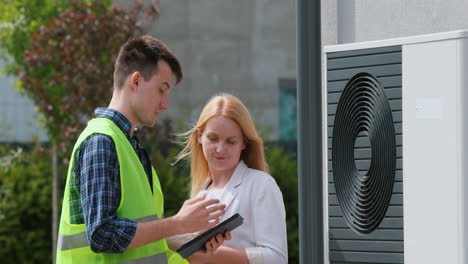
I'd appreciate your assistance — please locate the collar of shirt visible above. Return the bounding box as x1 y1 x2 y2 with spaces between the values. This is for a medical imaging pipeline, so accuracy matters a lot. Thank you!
94 107 132 136
94 108 145 154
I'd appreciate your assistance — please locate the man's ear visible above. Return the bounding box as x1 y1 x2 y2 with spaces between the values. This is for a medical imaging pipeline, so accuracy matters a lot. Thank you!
129 72 141 90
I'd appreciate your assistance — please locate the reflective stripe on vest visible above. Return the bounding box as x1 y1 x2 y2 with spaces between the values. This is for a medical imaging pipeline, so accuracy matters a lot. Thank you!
58 214 159 251
119 253 167 264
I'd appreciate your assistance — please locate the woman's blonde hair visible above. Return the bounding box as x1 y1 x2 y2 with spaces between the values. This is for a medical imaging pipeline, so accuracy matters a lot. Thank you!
175 93 269 197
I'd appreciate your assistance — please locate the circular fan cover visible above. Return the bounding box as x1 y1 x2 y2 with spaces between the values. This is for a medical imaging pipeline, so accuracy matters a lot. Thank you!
332 72 396 234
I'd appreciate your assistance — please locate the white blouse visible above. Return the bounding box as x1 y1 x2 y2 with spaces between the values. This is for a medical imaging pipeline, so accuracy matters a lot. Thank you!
197 160 288 264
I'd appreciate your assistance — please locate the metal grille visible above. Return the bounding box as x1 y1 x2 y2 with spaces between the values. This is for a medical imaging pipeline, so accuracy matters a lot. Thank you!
332 72 396 234
327 45 403 264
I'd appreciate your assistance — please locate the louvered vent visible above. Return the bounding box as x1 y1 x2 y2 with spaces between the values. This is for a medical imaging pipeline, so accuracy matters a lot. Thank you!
327 45 403 264
332 72 396 234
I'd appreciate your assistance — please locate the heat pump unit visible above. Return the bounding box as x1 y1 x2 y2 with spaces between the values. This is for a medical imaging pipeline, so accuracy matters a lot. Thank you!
323 30 468 264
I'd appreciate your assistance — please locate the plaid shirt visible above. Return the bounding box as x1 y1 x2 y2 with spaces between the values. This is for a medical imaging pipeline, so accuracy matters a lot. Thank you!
69 107 153 253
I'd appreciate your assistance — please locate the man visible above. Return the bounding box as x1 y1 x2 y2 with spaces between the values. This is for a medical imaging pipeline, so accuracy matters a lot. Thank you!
56 35 227 263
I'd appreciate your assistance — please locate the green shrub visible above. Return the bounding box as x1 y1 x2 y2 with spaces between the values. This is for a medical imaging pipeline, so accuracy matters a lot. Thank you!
0 144 52 263
265 146 299 264
150 146 190 217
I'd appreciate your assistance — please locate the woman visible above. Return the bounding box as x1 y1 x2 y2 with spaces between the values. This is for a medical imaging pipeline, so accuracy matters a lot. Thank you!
175 93 288 264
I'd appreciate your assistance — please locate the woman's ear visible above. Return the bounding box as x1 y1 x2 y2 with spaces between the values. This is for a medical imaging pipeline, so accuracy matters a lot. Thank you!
197 130 202 144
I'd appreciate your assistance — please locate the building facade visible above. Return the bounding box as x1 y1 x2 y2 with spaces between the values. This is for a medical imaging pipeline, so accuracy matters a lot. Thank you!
4 0 468 142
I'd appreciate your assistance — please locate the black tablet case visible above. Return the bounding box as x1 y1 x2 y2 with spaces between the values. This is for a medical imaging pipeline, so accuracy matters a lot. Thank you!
176 213 244 258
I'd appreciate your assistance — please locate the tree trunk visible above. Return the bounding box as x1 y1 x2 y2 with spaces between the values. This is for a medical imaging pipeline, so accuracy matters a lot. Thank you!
52 142 58 264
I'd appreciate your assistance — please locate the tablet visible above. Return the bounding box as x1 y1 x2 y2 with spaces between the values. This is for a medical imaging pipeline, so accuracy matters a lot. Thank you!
176 213 244 258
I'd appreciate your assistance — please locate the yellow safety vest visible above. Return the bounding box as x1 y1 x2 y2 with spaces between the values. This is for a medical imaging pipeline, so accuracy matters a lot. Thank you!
56 118 188 264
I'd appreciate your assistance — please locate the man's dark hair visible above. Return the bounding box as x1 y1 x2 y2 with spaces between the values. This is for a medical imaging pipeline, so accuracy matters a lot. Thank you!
113 35 182 89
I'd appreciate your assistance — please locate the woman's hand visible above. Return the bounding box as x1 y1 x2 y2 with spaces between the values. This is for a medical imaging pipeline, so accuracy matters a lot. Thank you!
205 232 231 254
187 231 232 263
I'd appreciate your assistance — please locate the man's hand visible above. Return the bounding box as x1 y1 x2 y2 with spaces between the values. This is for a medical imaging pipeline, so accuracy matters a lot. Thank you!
128 195 226 249
174 193 226 234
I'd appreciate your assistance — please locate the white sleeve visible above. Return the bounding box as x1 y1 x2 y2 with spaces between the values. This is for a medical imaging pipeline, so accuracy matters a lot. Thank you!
248 176 288 264
165 233 196 251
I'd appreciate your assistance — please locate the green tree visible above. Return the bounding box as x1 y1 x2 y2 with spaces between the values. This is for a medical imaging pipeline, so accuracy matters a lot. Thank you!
0 0 68 75
19 0 158 155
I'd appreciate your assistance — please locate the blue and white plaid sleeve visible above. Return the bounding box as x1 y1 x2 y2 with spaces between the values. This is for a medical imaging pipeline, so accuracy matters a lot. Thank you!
79 134 137 253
